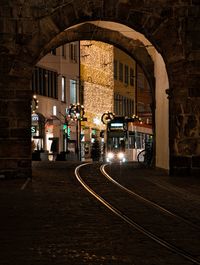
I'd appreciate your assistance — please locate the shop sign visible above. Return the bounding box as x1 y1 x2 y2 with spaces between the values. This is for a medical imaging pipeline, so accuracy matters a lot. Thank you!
32 114 39 122
31 126 37 134
63 125 71 138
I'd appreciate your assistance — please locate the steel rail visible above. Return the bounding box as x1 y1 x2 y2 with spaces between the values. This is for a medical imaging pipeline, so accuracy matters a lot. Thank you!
101 164 200 230
75 163 200 265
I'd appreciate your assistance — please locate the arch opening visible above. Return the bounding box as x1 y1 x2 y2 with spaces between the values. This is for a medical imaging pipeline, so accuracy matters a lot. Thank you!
33 21 169 170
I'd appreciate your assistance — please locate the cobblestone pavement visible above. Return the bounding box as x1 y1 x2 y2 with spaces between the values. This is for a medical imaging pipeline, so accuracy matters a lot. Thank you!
0 161 200 265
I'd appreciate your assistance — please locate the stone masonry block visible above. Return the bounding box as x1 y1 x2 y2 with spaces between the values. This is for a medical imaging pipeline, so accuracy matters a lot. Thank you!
0 128 10 138
8 101 31 118
0 140 31 158
0 118 9 128
18 159 32 168
10 128 30 138
171 155 192 167
192 156 200 167
0 159 18 170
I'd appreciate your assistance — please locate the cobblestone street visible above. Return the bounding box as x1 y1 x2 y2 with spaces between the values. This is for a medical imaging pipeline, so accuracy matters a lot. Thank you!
0 162 200 265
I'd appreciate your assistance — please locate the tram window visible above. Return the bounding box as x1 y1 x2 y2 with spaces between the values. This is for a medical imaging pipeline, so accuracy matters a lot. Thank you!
107 137 125 151
128 133 146 149
120 139 125 151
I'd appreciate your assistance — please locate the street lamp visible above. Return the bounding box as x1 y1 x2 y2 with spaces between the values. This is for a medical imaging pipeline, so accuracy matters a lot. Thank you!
66 103 85 161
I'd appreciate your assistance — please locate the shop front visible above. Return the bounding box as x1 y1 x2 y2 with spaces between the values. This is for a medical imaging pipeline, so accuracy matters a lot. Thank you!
31 113 46 160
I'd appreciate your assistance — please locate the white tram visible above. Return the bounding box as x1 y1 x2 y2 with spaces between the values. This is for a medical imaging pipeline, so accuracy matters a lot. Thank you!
104 116 153 163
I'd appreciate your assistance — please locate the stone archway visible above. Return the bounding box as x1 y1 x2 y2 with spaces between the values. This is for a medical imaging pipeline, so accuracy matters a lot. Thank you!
39 22 155 91
39 21 169 170
0 0 199 177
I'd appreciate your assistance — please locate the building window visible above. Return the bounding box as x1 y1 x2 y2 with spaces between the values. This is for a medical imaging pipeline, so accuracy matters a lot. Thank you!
119 62 123 82
53 105 57 116
114 60 118 80
123 97 127 116
130 68 134 86
70 79 77 104
125 65 129 85
61 76 66 102
131 100 134 115
51 48 56 55
62 45 66 58
69 43 77 63
119 94 122 114
32 67 58 99
114 93 117 114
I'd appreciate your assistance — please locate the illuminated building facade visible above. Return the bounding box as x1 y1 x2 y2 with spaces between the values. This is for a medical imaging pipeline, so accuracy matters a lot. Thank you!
80 40 114 143
32 40 152 160
31 42 80 158
80 41 152 143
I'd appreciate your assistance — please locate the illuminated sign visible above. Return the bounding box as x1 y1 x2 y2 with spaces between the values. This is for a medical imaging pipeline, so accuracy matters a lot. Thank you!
110 122 124 130
32 114 39 122
31 126 37 134
63 125 70 138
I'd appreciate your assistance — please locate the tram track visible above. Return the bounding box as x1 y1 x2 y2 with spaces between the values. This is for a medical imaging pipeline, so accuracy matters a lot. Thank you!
101 164 200 231
105 163 200 227
75 162 200 265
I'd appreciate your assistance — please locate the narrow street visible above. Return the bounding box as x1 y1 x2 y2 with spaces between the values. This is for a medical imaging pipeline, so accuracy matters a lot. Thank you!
0 162 199 265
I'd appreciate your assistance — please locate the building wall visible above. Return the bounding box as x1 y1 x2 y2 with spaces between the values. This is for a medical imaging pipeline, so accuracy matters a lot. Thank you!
32 43 80 155
113 47 135 116
80 40 153 163
80 40 114 133
136 65 152 124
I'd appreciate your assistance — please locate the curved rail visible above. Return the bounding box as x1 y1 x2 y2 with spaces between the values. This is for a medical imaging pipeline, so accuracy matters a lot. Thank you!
100 164 200 230
75 163 200 265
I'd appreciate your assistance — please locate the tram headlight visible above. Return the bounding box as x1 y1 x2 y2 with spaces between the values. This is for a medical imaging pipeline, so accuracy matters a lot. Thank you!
106 152 114 162
117 152 125 160
107 152 114 159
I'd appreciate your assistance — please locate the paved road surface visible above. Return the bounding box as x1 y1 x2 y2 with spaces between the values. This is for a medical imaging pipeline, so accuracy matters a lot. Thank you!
0 161 199 265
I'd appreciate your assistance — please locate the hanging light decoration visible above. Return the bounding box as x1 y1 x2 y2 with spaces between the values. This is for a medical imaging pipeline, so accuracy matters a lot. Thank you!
131 114 142 123
101 111 115 125
31 95 39 113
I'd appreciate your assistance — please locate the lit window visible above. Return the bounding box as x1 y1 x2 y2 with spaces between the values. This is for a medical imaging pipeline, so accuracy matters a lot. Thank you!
61 76 66 102
53 106 57 116
70 80 77 104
